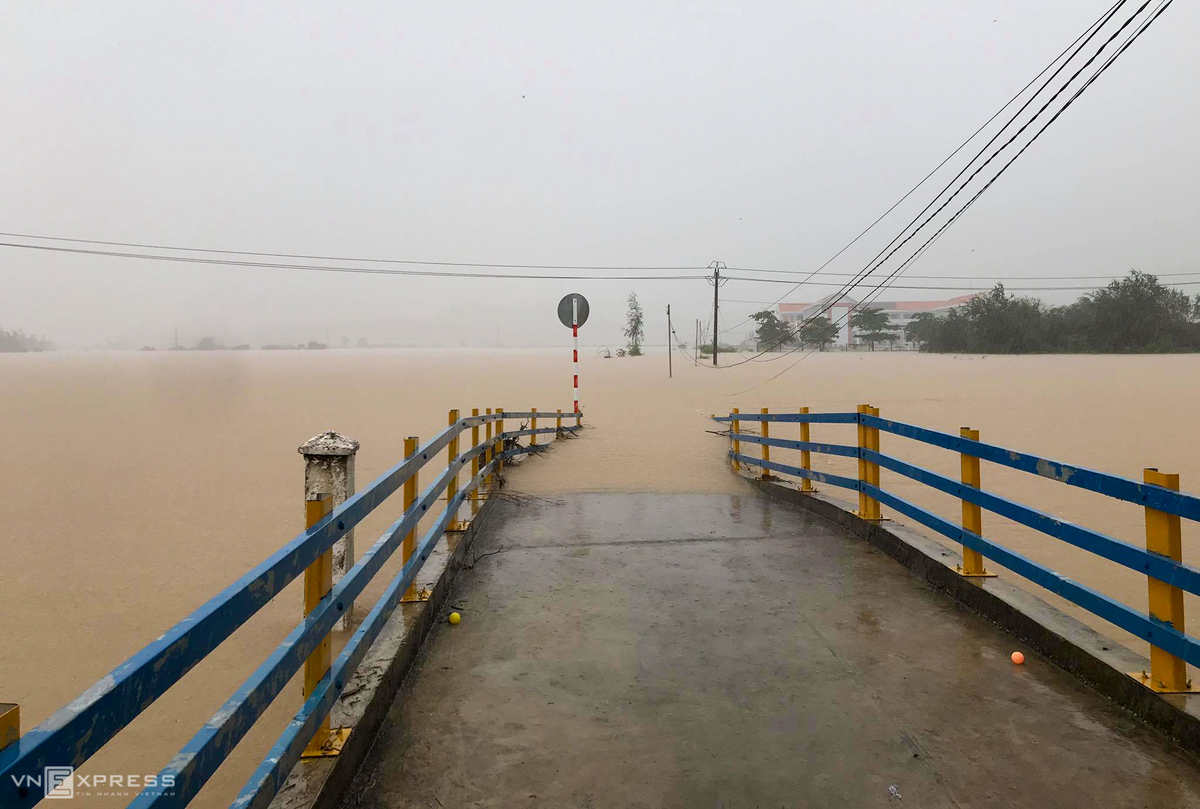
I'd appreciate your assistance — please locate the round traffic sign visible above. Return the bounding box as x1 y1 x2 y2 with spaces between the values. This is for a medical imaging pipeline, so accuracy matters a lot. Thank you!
557 294 590 329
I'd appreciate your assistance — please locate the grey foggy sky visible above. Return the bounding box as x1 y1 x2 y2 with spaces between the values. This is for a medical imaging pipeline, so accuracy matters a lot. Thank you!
2 1 1197 348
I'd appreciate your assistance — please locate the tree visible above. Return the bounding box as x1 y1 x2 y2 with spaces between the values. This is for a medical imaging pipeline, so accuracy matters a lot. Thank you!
904 312 941 348
0 327 52 353
849 307 898 351
930 285 1050 353
750 310 795 351
797 316 839 350
911 273 1200 354
1077 270 1196 352
623 292 644 356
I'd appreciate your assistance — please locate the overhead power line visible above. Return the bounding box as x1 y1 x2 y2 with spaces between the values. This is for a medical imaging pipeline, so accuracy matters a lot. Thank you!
844 0 1174 330
718 0 1127 335
0 231 702 272
0 241 710 281
725 0 1155 369
723 267 1200 281
729 0 1176 393
720 275 1200 291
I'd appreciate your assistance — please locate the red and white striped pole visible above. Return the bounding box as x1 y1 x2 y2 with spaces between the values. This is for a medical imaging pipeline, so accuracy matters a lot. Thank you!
572 297 580 424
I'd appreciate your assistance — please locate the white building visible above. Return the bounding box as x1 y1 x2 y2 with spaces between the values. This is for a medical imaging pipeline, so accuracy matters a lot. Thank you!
778 293 977 348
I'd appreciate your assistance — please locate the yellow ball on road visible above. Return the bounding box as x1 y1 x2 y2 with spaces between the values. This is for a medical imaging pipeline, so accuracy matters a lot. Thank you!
448 612 461 625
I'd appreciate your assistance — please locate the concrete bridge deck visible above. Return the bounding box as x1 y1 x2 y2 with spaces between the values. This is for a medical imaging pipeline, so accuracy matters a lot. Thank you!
341 492 1200 808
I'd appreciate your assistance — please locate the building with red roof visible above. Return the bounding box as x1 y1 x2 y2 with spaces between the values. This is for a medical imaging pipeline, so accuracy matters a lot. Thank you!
778 293 977 348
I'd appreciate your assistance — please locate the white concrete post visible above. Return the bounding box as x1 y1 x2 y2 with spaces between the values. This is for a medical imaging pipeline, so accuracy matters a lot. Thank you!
298 430 359 631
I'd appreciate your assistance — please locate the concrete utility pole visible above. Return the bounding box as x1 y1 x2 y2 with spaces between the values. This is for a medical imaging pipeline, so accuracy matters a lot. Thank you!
707 261 727 366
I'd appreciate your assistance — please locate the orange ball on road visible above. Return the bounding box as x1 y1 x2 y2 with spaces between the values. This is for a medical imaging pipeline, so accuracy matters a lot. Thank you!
1011 651 1025 665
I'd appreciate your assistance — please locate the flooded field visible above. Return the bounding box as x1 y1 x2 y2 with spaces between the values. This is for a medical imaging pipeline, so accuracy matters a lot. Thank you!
3 348 1199 806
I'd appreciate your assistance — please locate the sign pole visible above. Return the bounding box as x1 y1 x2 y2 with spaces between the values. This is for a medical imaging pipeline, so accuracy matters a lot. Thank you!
558 293 589 426
572 297 580 417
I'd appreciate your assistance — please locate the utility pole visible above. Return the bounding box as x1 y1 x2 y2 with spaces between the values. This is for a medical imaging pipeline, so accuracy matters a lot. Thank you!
712 268 719 365
666 304 672 378
707 261 727 366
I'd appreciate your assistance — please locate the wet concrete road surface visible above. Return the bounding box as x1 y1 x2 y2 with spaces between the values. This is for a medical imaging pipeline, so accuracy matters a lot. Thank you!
342 493 1200 808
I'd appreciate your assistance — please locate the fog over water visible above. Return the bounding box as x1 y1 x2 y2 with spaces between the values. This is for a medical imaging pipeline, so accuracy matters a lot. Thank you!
2 1 1198 349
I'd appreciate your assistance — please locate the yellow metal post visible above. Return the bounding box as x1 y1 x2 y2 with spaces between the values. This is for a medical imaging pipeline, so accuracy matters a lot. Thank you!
856 404 882 521
799 407 814 492
856 405 869 516
1130 468 1194 693
731 408 741 472
556 408 563 439
484 408 494 487
868 406 881 519
760 407 771 479
470 408 481 515
301 493 348 756
496 408 505 474
400 437 428 603
957 428 995 578
0 703 18 754
531 408 538 446
446 410 463 532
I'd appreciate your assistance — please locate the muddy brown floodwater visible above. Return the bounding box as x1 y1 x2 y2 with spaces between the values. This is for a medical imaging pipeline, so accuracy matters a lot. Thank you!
2 348 1199 806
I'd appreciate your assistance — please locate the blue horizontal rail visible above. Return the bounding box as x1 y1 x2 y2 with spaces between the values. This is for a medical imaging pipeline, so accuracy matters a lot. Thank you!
499 426 579 441
862 449 1200 597
861 414 1200 523
0 426 442 801
130 441 493 808
716 411 859 425
723 406 1200 687
732 432 858 459
730 453 860 492
501 410 578 420
864 482 1200 669
3 405 578 809
232 457 496 809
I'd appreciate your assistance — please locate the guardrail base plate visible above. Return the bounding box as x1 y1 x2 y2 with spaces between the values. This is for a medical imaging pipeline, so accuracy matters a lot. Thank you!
301 727 351 758
401 587 432 603
956 566 998 579
1127 671 1199 694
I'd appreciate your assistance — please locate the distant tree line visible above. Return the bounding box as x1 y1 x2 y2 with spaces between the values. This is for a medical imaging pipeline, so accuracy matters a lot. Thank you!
750 271 1200 355
0 327 52 352
906 272 1200 353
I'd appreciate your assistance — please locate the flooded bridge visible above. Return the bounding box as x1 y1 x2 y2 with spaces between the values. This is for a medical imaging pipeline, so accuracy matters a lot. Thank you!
340 491 1200 808
5 405 1200 808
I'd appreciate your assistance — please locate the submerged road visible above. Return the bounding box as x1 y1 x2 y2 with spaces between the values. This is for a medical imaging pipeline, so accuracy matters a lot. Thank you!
341 492 1200 808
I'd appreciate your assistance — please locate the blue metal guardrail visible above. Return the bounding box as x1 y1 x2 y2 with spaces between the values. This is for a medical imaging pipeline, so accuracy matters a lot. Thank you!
0 409 579 808
715 407 1200 694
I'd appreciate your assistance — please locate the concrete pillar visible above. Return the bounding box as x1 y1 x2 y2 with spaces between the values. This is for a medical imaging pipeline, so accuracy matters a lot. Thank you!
299 430 359 631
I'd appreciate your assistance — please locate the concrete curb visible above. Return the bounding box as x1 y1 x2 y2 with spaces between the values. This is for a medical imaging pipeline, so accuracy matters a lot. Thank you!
268 496 496 809
744 475 1200 755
